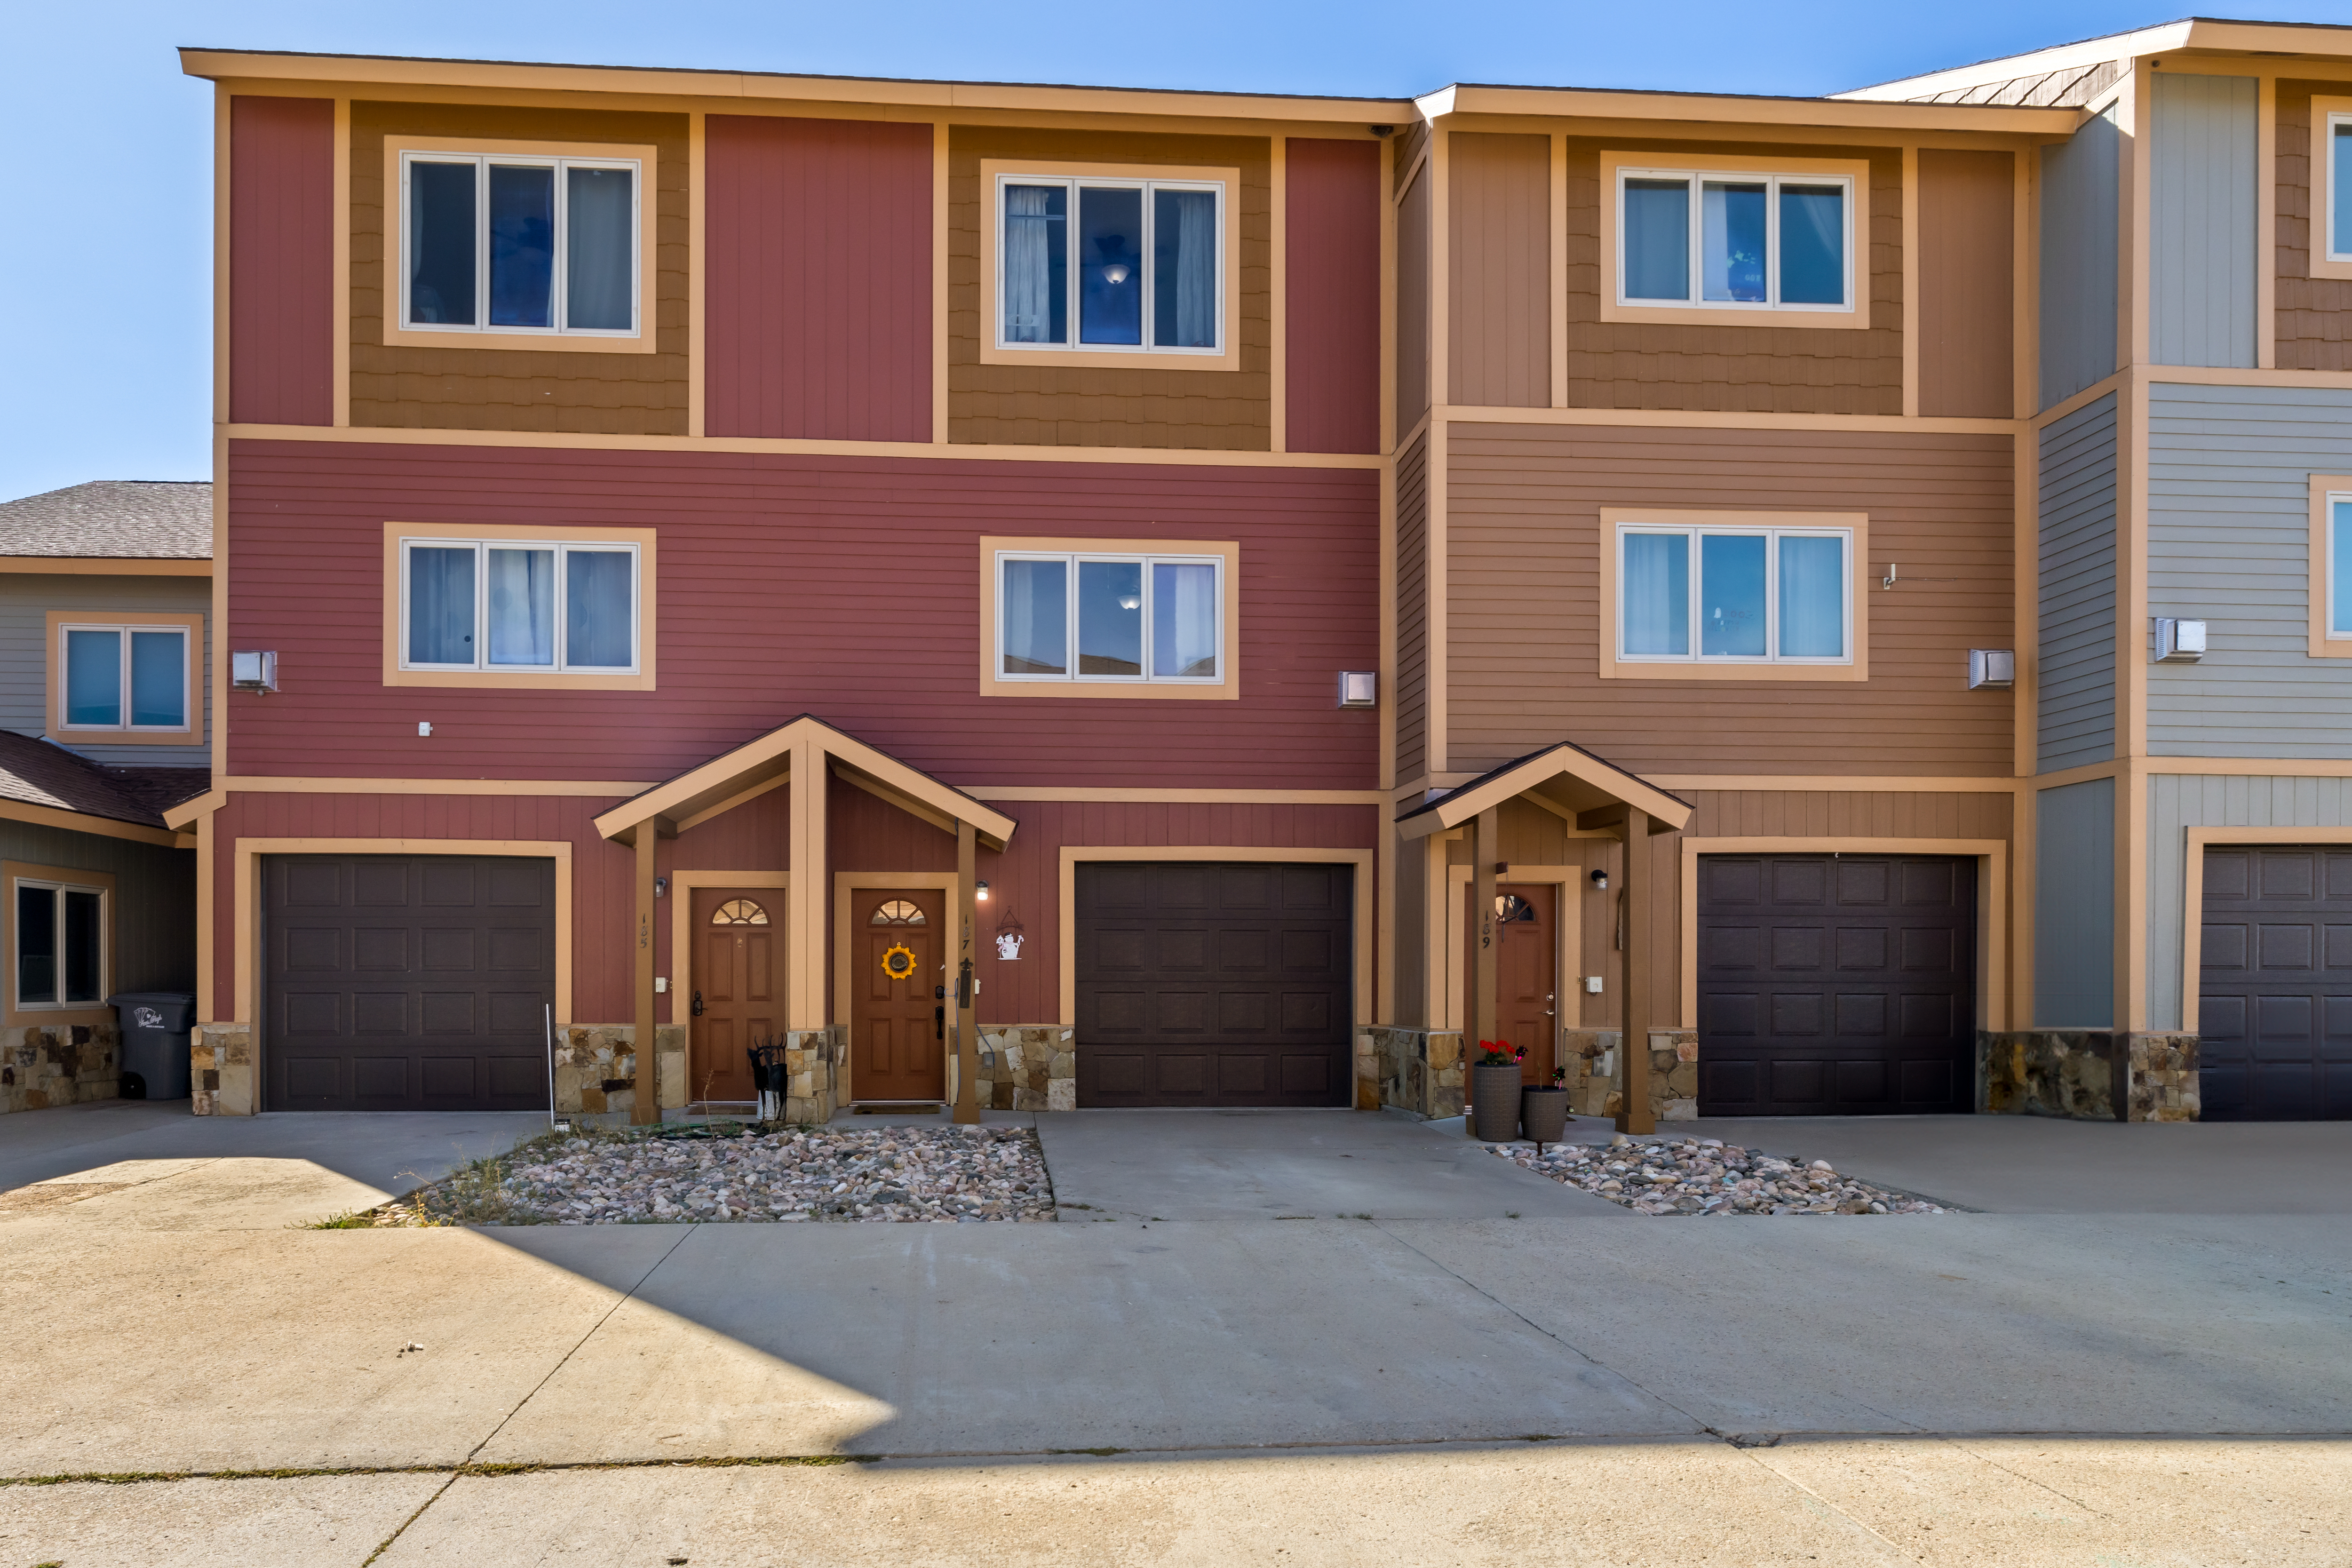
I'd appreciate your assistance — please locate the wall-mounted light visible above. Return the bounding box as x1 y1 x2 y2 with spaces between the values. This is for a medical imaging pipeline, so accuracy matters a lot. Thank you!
2153 617 2207 663
1967 649 2015 691
653 877 667 898
976 880 990 902
1336 671 1378 708
230 650 278 692
1589 868 1609 891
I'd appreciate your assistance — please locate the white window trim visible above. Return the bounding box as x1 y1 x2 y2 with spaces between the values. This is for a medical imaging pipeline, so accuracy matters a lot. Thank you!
56 621 192 734
1613 166 1858 316
397 537 644 676
1613 522 1857 667
992 172 1229 359
13 877 106 1013
992 549 1227 686
396 149 644 341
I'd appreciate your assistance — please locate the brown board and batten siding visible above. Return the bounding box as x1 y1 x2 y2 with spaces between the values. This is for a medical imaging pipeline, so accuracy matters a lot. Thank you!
1916 149 2016 418
946 127 1270 450
1562 140 1903 414
1394 430 1431 782
2276 82 2352 371
1283 138 1383 455
1448 133 1552 409
348 102 691 435
1444 422 2014 776
230 96 335 427
704 116 932 443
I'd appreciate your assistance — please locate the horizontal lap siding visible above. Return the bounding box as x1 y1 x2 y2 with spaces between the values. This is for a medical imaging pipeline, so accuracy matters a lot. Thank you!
230 97 334 427
1444 422 2014 776
225 440 1377 786
2276 82 2352 371
704 117 931 442
0 573 214 766
1395 430 1430 780
2038 394 2119 770
2147 382 2352 756
1283 139 1382 455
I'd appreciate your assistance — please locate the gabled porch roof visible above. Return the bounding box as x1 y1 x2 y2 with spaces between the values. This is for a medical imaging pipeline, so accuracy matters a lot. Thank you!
1395 741 1690 839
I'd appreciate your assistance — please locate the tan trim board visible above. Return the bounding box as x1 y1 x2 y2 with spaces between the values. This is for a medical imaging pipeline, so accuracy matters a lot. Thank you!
195 809 215 1020
2033 759 2125 789
932 118 949 446
2143 758 2352 777
1399 744 1691 838
1434 84 2085 134
216 776 655 797
961 787 1383 804
2032 370 2128 428
1596 509 1870 682
1270 135 1287 454
688 111 707 438
2258 76 2277 368
380 520 658 691
2143 366 2352 390
675 771 789 834
0 801 181 849
1450 405 2015 435
977 535 1240 700
2308 97 2352 281
2177 826 2352 1032
1057 846 1375 1030
1549 131 1569 409
165 789 228 832
2309 478 2352 658
3 860 120 1029
672 869 787 1027
44 610 206 748
1902 144 1920 417
1597 151 1873 332
1378 129 1396 454
1439 861 1582 1035
1647 775 2019 792
229 836 573 1027
333 96 352 427
0 557 210 577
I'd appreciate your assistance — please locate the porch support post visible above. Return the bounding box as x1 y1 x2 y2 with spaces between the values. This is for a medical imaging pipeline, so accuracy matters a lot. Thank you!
1469 805 1499 1131
953 819 979 1124
1617 806 1655 1135
786 736 828 1033
632 828 658 1126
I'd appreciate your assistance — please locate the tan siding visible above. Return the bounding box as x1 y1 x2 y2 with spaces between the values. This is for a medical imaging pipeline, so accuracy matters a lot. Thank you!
947 127 1270 449
1445 421 2016 776
1394 429 1431 783
1393 120 1430 197
2276 82 2352 372
1448 133 1551 409
1917 149 2016 418
1392 820 1427 1025
1396 165 1431 433
350 103 690 435
1561 139 1904 415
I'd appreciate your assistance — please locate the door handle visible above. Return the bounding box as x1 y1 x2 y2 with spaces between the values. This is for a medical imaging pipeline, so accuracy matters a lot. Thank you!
1543 991 1555 1018
935 1005 946 1041
691 989 705 1017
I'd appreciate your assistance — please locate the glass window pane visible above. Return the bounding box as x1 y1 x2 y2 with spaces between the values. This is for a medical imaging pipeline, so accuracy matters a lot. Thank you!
488 164 555 328
565 550 634 669
1701 181 1767 303
64 629 122 726
1077 560 1144 676
1622 179 1690 301
2336 125 2352 257
408 160 477 326
128 631 185 727
1699 534 1768 656
1777 535 1846 658
17 885 55 1005
1152 189 1218 349
407 546 477 665
485 548 556 667
1001 559 1069 676
1002 184 1068 344
1151 562 1218 678
1621 533 1690 656
1780 184 1845 306
2336 501 2352 635
566 166 635 330
1078 186 1144 346
63 890 101 1005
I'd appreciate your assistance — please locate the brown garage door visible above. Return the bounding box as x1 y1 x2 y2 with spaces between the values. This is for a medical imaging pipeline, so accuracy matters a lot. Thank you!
1696 853 1975 1116
2200 845 2352 1120
1075 861 1352 1107
263 854 556 1112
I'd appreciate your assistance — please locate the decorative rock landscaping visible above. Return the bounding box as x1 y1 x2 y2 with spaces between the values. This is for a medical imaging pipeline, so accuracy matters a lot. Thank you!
1489 1133 1949 1216
364 1123 1056 1226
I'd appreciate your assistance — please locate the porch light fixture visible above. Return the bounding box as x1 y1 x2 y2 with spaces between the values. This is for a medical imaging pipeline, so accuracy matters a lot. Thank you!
1966 649 2015 691
976 881 989 901
1336 671 1377 708
2152 617 2207 663
230 650 278 692
1589 868 1609 891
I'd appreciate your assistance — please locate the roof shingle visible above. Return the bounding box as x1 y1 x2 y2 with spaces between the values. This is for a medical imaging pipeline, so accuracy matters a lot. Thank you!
0 480 211 559
0 731 208 830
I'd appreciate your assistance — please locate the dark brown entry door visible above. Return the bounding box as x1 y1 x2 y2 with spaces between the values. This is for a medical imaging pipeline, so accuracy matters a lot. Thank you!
851 888 945 1103
1696 853 1974 1115
263 854 554 1112
1076 861 1353 1107
691 888 777 1106
2200 845 2352 1120
1463 883 1558 1093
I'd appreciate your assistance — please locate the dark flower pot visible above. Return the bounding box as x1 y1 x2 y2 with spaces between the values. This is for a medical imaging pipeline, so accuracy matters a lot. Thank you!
1470 1062 1524 1142
1520 1085 1572 1147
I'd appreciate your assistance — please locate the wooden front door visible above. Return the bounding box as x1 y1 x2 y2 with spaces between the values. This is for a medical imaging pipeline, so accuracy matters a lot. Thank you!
691 888 778 1106
1465 882 1558 1087
851 887 946 1103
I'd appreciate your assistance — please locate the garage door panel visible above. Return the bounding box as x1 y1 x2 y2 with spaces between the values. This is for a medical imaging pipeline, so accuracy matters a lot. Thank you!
487 862 544 905
1217 991 1269 1033
1153 993 1207 1033
355 929 408 970
283 991 339 1033
1218 866 1272 908
1899 860 1955 904
1836 992 1887 1037
1769 1059 1824 1104
1702 989 1759 1034
2200 844 2352 1120
487 1058 542 1098
284 928 340 971
1771 992 1824 1035
1835 928 1887 970
1899 927 1955 971
1899 992 1954 1040
1835 1059 1887 1106
352 1058 405 1098
285 861 342 906
1770 860 1827 903
1901 1059 1955 1106
2204 922 2250 972
1702 858 1763 904
421 1058 476 1098
352 862 406 905
1280 1053 1331 1094
487 928 542 971
287 1056 342 1099
422 928 477 971
421 862 477 905
1281 867 1338 910
1771 927 1825 970
2261 853 2318 901
1153 929 1207 971
1219 1055 1267 1094
1703 924 1764 970
1836 860 1890 904
1155 1054 1207 1094
1218 929 1269 970
422 993 477 1033
1703 1060 1758 1104
2259 924 2316 970
354 993 406 1033
1282 990 1331 1032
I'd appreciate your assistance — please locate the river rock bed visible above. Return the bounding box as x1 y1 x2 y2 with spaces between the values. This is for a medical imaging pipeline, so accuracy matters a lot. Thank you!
374 1124 1056 1225
1490 1134 1947 1216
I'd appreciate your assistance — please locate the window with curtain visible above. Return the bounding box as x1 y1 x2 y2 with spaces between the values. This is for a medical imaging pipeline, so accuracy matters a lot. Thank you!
1617 167 1853 313
402 151 640 337
16 878 103 1010
59 623 189 732
2333 116 2352 260
995 551 1224 684
2329 497 2352 637
402 538 640 673
996 175 1224 355
1617 524 1852 664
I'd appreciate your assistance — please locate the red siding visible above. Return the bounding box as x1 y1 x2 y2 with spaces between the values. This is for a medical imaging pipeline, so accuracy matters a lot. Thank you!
225 440 1380 787
705 116 933 442
230 96 335 427
1285 139 1382 456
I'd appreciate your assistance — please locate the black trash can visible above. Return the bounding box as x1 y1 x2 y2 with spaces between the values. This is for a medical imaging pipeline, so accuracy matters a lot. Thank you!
108 991 196 1100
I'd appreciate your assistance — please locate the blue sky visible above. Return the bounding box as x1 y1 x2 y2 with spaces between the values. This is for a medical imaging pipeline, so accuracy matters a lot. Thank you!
6 0 2348 501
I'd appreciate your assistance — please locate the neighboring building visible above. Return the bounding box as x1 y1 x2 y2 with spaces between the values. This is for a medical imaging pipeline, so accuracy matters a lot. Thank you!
0 481 210 1112
174 17 2352 1126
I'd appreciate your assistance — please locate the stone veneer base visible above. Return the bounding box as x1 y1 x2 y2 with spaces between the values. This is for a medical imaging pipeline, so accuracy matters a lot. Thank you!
1977 1030 2199 1122
3 1022 123 1115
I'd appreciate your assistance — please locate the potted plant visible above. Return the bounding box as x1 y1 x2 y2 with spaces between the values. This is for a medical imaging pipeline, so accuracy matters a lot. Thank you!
1470 1041 1525 1142
1521 1064 1572 1152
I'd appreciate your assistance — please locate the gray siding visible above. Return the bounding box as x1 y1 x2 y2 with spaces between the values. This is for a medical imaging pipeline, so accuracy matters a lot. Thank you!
2151 74 2258 369
2038 394 2118 770
0 820 196 998
2146 773 2352 1028
2034 776 2114 1028
2040 107 2120 409
2147 382 2352 756
0 572 211 768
